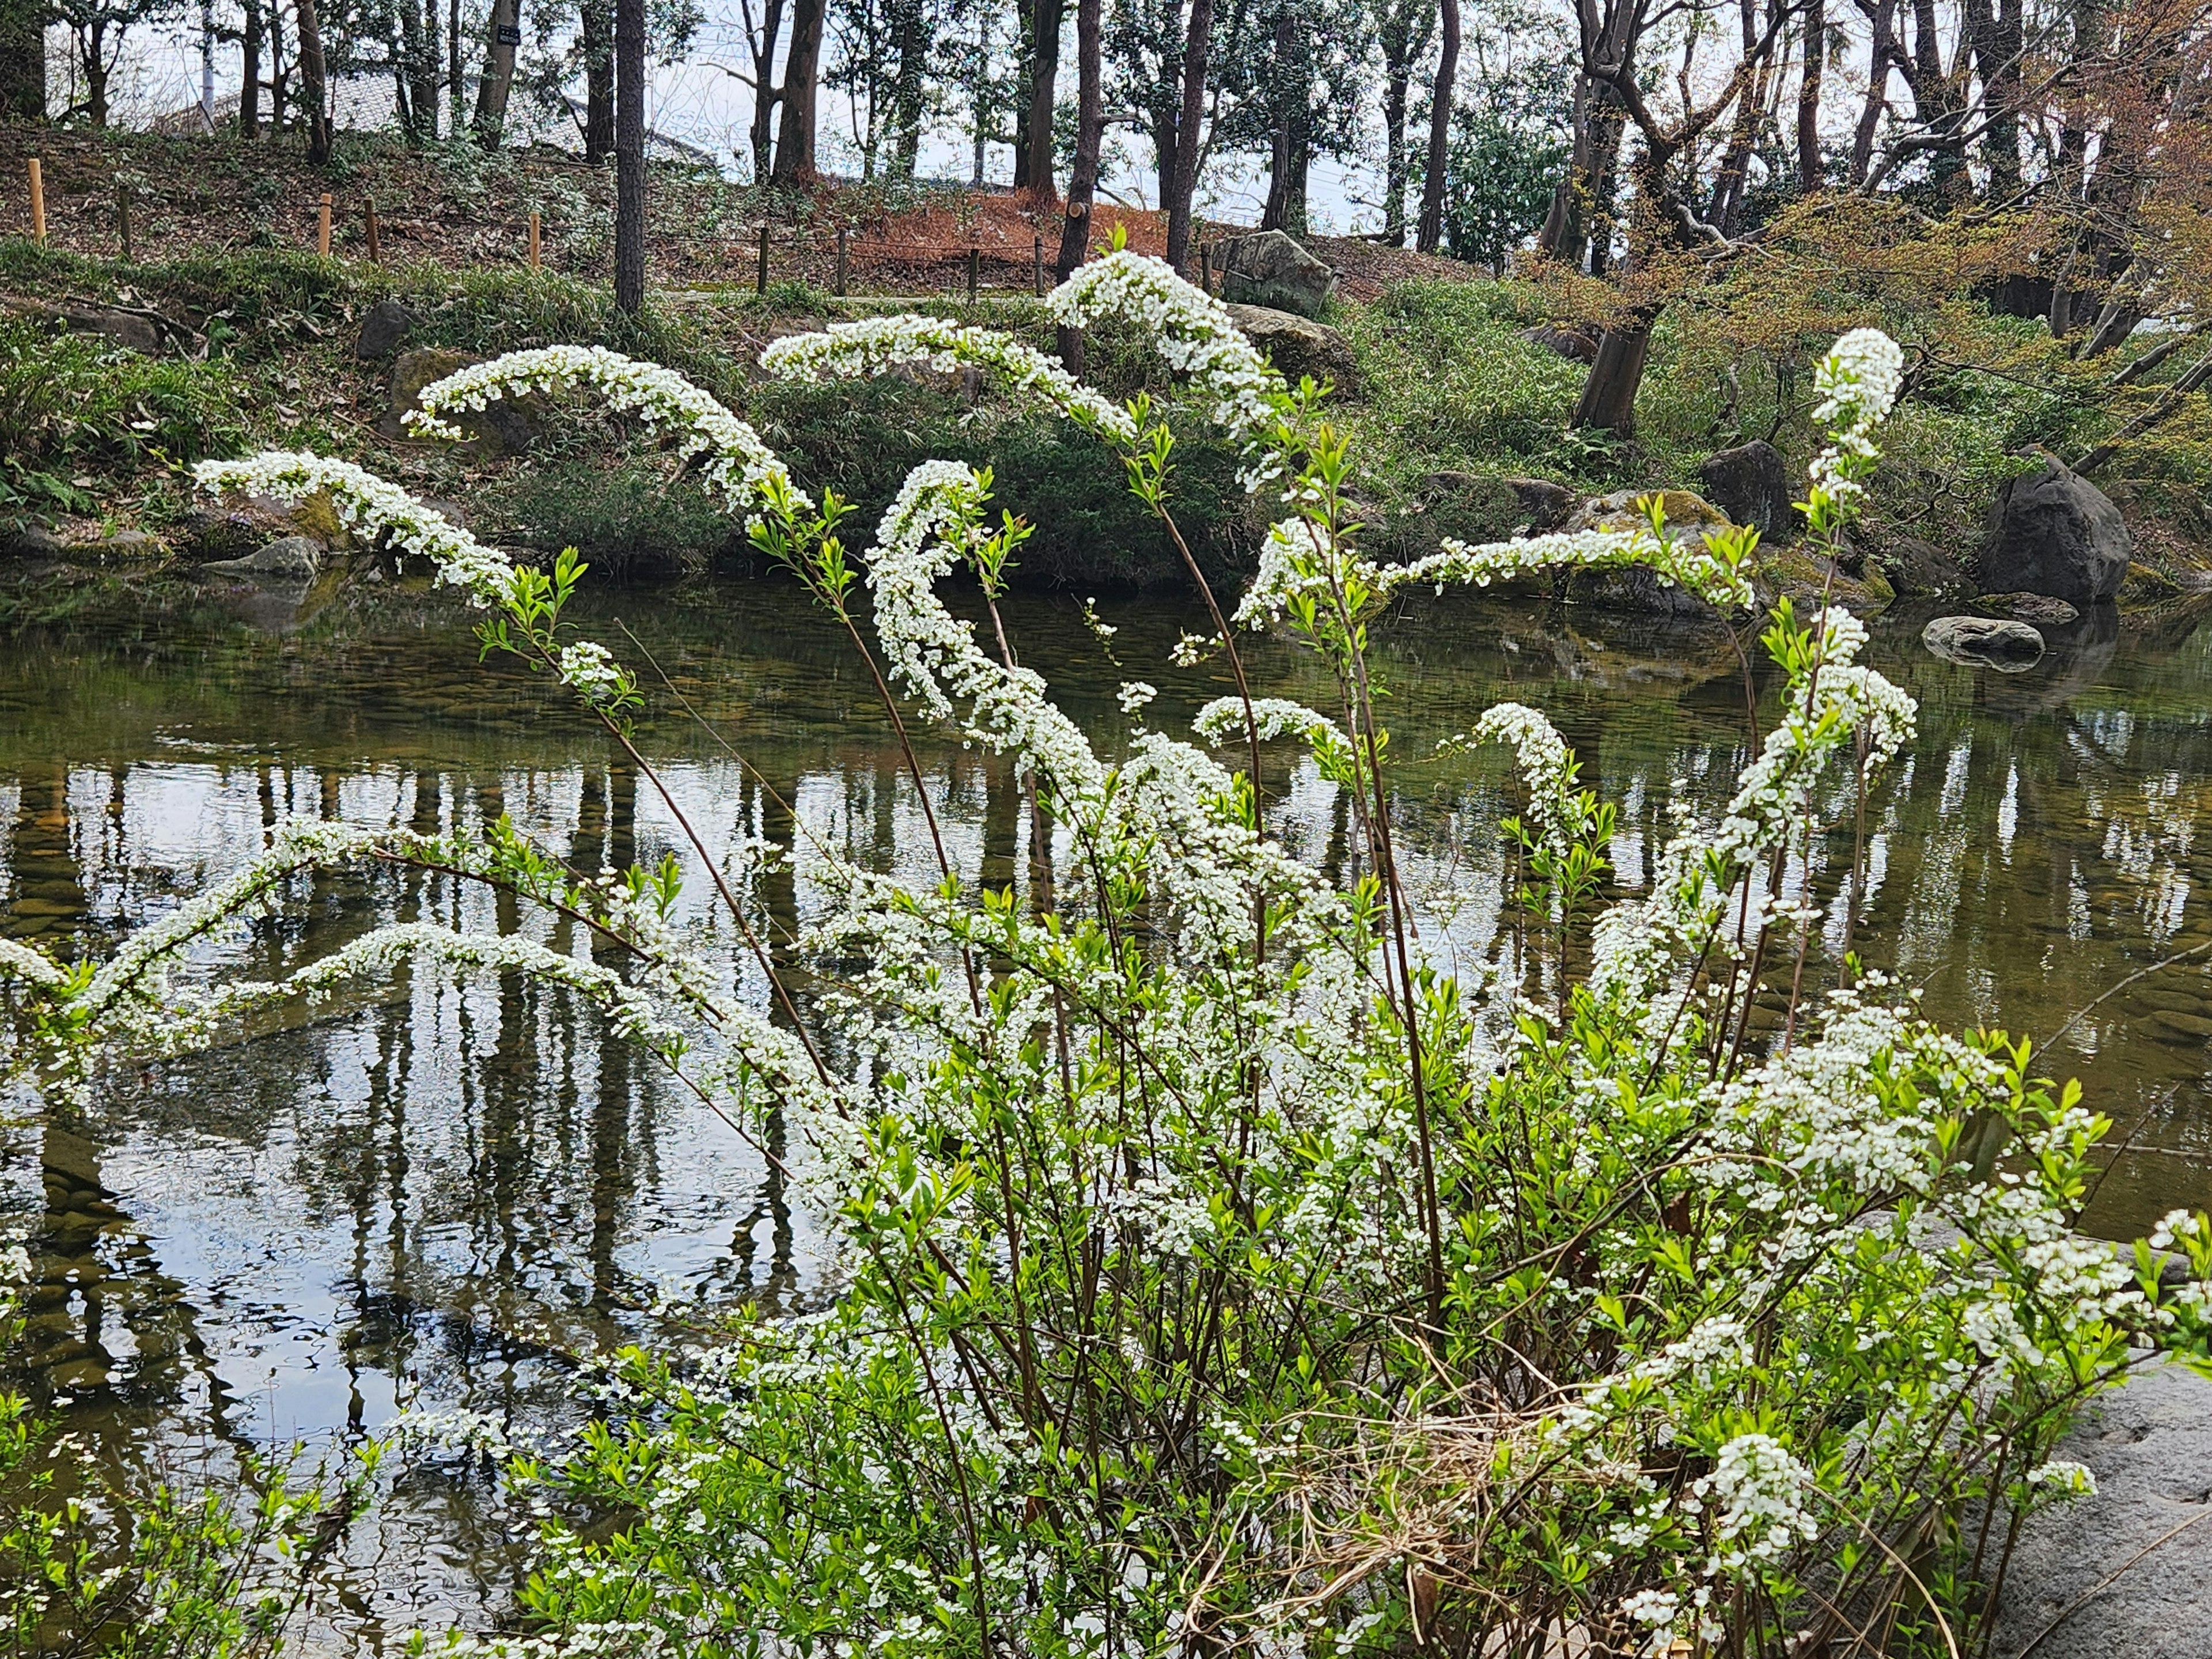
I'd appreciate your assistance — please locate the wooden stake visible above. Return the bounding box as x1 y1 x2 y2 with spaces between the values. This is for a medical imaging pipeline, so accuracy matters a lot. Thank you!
116 181 133 262
1033 232 1044 296
528 210 541 270
756 222 770 296
967 244 979 304
365 201 381 263
835 224 848 296
26 158 45 243
317 192 333 256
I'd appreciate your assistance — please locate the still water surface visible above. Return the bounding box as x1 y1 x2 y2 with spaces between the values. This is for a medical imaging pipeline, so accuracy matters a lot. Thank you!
4 570 2212 1647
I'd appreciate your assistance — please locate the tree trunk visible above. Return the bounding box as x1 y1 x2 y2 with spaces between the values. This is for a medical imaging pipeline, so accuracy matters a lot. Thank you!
582 0 614 158
1055 0 1101 277
1261 9 1294 230
1709 0 1762 230
473 0 522 147
1795 0 1824 191
0 0 44 120
892 0 924 178
1571 313 1653 433
1055 0 1102 368
747 0 787 185
298 0 331 162
1163 0 1213 274
1414 0 1458 252
1022 0 1063 196
1849 0 1892 183
615 0 646 315
449 0 463 132
84 24 112 126
772 0 827 184
241 0 263 135
1382 58 1411 245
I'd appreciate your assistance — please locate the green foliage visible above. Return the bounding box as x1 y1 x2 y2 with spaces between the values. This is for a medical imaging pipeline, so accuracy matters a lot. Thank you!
496 460 751 578
0 317 248 491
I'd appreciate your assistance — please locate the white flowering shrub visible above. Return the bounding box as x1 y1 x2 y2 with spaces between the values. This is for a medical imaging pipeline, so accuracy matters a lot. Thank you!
9 266 2212 1659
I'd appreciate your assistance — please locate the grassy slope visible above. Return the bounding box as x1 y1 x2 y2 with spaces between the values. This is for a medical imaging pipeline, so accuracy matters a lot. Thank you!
3 129 2207 593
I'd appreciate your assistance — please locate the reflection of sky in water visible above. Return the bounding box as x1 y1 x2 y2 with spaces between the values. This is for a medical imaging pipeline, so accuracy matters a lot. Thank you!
8 575 2212 1647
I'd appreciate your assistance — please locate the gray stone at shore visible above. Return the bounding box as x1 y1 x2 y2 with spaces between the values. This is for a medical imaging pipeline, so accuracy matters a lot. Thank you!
1981 453 2132 606
1923 614 2045 669
202 535 323 579
1986 1360 2212 1659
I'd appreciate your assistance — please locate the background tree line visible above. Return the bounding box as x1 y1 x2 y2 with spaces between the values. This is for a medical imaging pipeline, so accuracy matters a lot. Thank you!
1 0 2207 419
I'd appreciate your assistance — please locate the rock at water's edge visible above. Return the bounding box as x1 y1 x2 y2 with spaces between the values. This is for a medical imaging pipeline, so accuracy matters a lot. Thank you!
1697 440 1796 541
1984 1361 2212 1659
1222 303 1359 396
1982 454 2132 606
1922 613 2045 669
1216 230 1336 320
1979 590 2081 625
202 535 323 580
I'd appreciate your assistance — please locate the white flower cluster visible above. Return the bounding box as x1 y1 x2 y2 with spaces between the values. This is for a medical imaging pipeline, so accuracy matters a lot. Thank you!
1808 327 1905 507
1443 703 1581 859
407 344 807 524
1047 249 1290 479
1693 1433 1820 1569
194 452 518 604
761 315 1137 441
1812 327 1905 431
556 640 631 707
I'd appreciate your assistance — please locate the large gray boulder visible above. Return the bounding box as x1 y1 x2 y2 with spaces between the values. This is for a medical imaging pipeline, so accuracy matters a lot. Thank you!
1982 454 2132 606
1222 302 1359 395
1986 1361 2212 1659
1697 440 1796 541
1217 231 1335 320
1922 613 2044 670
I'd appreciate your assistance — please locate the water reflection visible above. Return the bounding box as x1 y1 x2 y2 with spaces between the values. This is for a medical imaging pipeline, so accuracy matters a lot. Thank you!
4 573 2212 1647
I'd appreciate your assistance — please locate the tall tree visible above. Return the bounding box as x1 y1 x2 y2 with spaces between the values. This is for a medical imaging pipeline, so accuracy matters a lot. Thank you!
772 0 828 183
1847 0 1892 184
889 0 929 176
733 0 788 183
1415 0 1459 251
298 0 331 158
1376 0 1437 244
1055 0 1102 364
582 0 613 156
1017 0 1063 192
474 0 524 145
1795 0 1825 190
1162 0 1213 272
615 0 646 313
240 0 262 131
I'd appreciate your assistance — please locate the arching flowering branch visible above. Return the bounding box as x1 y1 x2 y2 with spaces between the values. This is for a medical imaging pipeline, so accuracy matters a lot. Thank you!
1588 606 1916 1009
192 453 519 605
762 316 1138 442
404 344 809 522
1044 250 1288 453
864 459 1107 800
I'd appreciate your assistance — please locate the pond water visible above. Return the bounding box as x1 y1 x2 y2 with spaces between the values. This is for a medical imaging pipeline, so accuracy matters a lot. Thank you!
4 567 2212 1650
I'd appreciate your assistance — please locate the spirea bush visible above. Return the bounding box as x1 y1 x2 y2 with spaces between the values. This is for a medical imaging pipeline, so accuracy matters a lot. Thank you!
7 252 2212 1659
